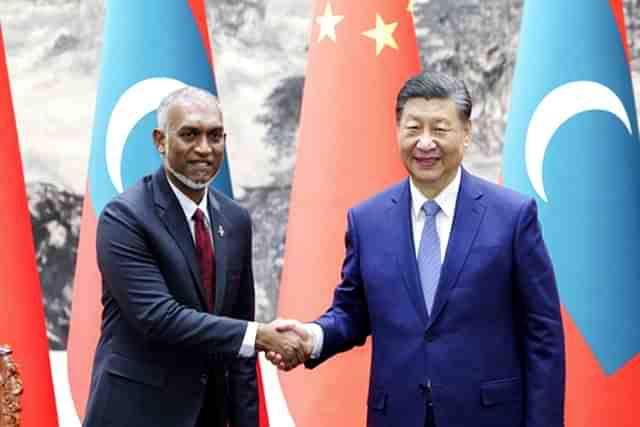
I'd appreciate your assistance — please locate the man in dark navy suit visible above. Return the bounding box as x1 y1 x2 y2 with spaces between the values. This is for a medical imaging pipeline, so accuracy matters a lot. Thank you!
271 72 566 427
84 86 305 427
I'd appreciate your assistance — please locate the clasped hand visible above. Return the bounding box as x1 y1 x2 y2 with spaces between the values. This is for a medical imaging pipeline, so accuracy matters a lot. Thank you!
255 319 312 371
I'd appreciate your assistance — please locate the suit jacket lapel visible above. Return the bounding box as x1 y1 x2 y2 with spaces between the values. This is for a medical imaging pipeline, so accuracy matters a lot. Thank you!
392 179 429 325
427 169 485 328
208 191 231 315
152 169 208 310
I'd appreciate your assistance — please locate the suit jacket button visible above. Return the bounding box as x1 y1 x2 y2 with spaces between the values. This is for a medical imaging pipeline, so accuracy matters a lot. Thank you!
424 331 434 342
200 373 208 384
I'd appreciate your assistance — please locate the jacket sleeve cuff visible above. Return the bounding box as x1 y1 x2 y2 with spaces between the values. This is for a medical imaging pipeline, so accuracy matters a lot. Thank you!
237 321 257 358
304 323 324 359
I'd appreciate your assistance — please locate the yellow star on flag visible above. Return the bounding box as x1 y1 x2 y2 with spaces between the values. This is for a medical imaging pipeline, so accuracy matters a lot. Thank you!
362 13 399 56
317 1 344 43
407 0 415 15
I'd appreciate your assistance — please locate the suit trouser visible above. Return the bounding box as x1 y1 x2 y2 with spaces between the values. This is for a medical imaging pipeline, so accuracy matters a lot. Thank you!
196 396 218 427
425 402 436 427
425 389 436 427
196 372 226 427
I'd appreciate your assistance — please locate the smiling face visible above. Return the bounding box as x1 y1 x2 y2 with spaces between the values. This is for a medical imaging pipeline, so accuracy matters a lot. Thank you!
153 99 225 203
397 96 470 198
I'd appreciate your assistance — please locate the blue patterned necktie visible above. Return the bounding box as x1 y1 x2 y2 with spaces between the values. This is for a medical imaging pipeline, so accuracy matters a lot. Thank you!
417 200 441 314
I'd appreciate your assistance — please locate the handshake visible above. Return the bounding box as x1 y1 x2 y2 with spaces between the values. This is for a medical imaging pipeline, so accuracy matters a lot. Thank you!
255 319 314 371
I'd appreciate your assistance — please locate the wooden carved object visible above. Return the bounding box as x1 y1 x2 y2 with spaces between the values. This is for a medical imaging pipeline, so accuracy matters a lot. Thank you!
0 345 22 427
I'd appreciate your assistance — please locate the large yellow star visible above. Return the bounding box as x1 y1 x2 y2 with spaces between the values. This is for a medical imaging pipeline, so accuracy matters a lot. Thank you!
316 2 344 43
362 14 399 56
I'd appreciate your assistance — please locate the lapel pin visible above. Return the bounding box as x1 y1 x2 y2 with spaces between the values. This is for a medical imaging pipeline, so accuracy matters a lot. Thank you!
217 225 225 238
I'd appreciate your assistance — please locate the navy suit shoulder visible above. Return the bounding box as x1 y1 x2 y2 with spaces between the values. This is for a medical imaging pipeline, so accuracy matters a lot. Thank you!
470 173 533 210
346 172 534 216
99 174 251 236
350 179 406 216
99 174 150 219
210 187 252 225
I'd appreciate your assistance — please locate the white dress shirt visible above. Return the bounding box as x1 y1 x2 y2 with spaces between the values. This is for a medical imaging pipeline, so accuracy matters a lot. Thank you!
306 168 462 358
409 167 461 261
167 176 257 358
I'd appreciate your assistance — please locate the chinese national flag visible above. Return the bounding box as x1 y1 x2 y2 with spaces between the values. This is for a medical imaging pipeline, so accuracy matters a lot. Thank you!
263 1 421 425
0 26 59 426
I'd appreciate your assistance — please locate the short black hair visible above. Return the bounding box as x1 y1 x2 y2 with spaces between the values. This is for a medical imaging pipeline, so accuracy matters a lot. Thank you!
396 71 472 125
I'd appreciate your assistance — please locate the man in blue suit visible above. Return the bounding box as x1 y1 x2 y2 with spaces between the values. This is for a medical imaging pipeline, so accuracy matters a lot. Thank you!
271 72 565 427
84 86 305 427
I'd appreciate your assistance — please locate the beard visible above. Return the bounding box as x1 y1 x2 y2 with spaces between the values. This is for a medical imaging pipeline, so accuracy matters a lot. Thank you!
162 133 218 190
163 157 217 190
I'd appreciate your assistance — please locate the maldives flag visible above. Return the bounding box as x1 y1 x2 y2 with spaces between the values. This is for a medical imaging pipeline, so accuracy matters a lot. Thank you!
0 25 59 427
261 1 420 425
66 1 269 424
503 0 639 425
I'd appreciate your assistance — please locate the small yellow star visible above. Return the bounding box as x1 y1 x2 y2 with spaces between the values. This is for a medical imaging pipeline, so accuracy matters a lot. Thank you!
407 0 415 15
362 14 399 56
316 1 344 43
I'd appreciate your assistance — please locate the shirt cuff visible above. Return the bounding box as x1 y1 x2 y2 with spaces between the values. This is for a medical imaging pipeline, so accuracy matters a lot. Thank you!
303 323 324 359
238 321 257 358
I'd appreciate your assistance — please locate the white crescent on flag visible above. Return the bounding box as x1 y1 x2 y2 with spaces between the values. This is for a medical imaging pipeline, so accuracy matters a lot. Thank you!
525 80 633 202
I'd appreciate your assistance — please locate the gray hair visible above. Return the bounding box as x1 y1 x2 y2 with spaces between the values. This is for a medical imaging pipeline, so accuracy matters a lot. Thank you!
156 85 221 130
395 72 472 125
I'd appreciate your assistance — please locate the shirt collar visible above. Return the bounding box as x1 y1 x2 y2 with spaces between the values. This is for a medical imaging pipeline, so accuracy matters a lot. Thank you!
410 166 461 220
166 172 210 225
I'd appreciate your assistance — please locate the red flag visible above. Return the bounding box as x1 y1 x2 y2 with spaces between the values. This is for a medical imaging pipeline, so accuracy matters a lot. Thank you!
0 25 59 427
267 1 420 425
610 0 630 60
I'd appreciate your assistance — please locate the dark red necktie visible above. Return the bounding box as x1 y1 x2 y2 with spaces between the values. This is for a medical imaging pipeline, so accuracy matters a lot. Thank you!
192 208 215 312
